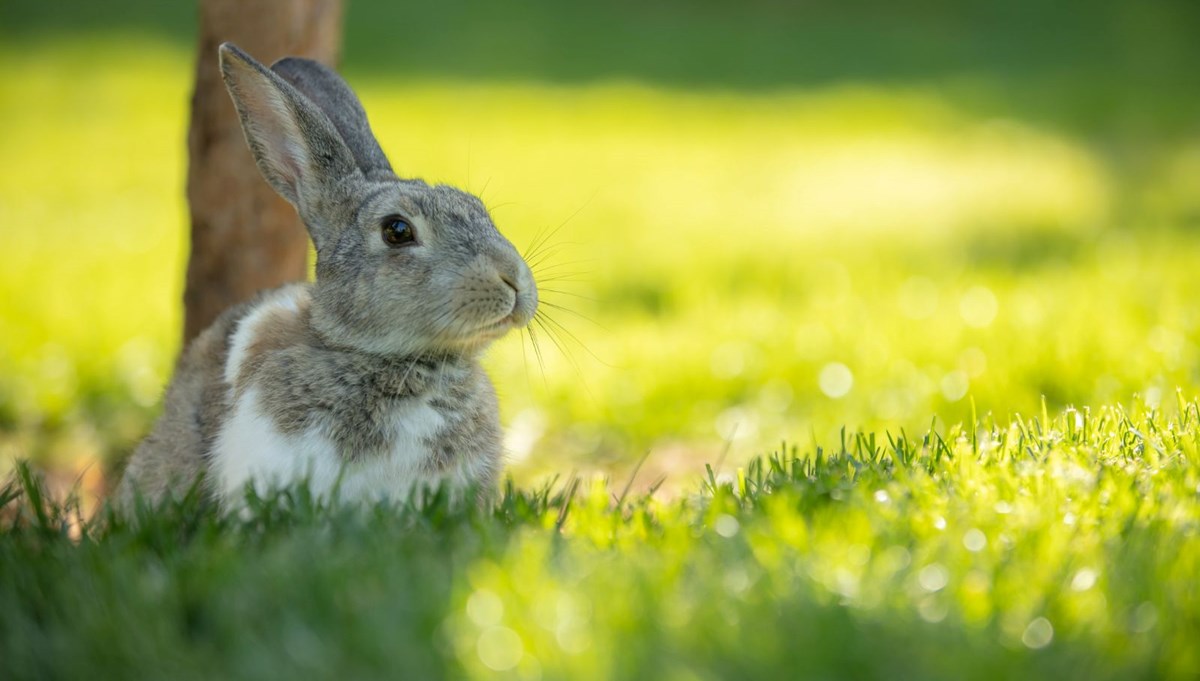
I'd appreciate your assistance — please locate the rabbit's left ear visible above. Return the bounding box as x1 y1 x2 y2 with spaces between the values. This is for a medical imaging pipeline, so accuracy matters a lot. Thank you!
271 57 394 180
218 42 359 247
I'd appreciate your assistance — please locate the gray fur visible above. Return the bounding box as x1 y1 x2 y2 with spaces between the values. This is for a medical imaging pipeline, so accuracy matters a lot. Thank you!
115 43 536 509
114 297 253 508
271 57 393 180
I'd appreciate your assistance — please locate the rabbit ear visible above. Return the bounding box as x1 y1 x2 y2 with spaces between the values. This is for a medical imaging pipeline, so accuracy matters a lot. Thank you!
271 57 394 179
218 43 359 244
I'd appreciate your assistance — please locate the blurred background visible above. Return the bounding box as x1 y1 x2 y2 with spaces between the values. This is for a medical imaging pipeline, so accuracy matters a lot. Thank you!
1 0 1199 497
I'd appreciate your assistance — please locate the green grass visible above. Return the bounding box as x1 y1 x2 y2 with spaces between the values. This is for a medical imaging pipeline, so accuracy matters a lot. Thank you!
3 30 1200 484
1 3 1200 676
3 402 1198 679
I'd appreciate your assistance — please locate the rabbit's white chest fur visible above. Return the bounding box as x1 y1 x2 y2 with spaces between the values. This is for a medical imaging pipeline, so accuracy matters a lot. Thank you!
209 286 477 506
212 386 445 505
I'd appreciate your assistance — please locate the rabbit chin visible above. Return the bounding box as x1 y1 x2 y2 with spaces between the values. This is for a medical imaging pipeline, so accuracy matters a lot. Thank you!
433 317 523 355
326 317 519 358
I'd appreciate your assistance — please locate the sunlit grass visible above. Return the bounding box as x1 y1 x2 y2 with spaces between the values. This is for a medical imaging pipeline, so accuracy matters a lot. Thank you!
2 36 1200 489
2 23 1200 680
2 402 1197 678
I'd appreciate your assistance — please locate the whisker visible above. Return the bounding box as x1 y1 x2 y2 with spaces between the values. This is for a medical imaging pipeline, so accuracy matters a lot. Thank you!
527 324 548 385
532 259 595 275
536 311 613 367
533 273 590 284
532 316 596 400
538 300 608 331
523 192 596 261
533 316 582 379
523 221 559 261
526 237 584 264
539 288 599 302
527 242 578 271
519 327 531 382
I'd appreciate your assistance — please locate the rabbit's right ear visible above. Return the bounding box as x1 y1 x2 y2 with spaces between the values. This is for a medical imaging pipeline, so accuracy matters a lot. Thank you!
218 43 359 232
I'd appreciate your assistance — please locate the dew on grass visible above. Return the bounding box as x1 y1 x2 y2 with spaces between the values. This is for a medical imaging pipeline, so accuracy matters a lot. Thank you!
1069 408 1085 430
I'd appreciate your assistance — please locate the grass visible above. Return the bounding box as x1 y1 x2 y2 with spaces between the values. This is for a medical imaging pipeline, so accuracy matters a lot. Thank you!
3 32 1200 485
2 402 1198 679
1 2 1200 676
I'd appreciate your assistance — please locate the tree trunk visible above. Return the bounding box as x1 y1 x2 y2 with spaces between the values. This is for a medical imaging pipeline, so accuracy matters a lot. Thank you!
184 0 344 343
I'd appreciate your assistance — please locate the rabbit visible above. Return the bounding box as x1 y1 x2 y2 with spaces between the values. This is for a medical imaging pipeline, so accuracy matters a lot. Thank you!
115 43 537 510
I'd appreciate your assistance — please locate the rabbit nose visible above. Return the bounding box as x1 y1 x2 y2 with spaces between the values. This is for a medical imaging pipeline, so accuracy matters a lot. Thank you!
500 272 519 294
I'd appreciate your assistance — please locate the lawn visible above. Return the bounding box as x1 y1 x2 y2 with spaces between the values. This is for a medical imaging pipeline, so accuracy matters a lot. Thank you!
1 0 1199 677
3 404 1198 679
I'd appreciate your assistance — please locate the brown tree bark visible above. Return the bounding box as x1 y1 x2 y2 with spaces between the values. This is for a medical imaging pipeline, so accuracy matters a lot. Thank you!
184 0 344 343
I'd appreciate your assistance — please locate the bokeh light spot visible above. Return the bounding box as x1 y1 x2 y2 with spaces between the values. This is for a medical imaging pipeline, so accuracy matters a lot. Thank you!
466 589 504 627
959 286 998 328
477 626 524 671
818 362 854 399
1021 617 1054 649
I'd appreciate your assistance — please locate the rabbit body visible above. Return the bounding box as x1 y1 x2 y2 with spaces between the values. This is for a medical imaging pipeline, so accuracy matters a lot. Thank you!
117 44 535 509
209 285 502 505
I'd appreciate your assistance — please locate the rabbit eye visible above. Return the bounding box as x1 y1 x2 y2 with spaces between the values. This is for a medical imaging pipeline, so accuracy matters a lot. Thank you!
381 215 416 247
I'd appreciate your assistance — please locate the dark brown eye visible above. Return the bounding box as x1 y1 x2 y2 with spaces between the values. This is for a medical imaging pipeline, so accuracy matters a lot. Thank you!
381 215 416 247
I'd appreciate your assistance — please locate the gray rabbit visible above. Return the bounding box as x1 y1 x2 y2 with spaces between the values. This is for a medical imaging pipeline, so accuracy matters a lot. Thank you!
116 44 537 509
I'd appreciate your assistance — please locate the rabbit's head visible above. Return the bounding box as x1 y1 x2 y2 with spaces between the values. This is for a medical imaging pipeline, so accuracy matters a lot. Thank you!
218 43 537 357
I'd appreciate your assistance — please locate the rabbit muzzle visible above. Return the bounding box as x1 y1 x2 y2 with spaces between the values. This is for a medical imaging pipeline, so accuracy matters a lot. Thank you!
505 264 539 328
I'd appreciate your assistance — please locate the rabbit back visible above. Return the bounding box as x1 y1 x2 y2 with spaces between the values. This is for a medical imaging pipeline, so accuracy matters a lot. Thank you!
114 294 256 508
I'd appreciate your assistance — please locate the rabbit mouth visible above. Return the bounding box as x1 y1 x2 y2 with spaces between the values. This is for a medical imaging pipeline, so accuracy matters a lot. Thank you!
475 315 517 337
438 315 514 347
